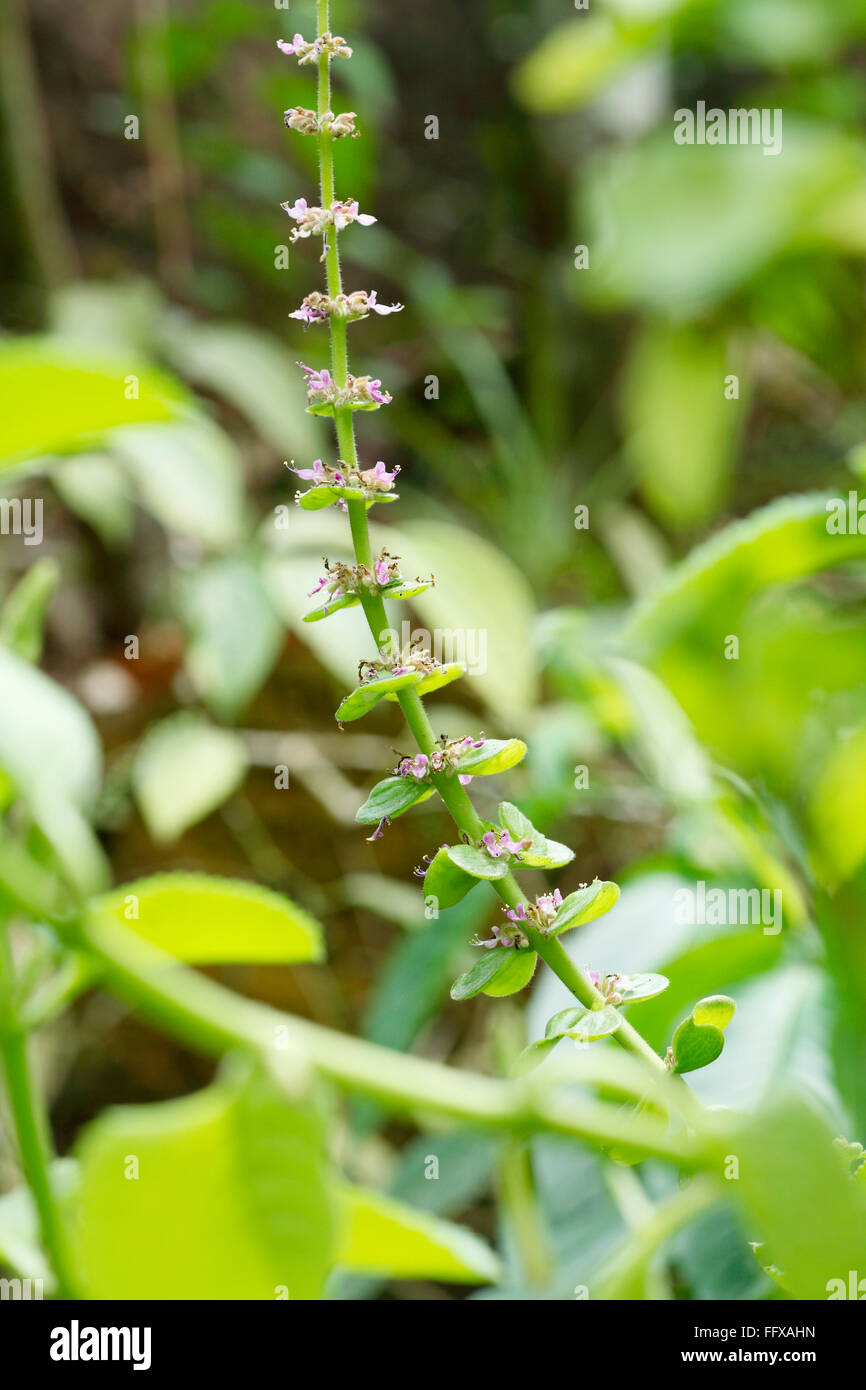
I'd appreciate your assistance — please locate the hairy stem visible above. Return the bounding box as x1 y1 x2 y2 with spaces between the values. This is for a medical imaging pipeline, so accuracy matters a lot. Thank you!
305 0 667 1076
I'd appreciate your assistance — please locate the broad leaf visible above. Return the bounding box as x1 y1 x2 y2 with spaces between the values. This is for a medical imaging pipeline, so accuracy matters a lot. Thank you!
131 713 248 843
0 337 187 470
550 880 620 935
447 843 510 881
615 973 670 1003
423 846 477 909
180 557 283 720
451 948 537 1001
89 873 325 964
69 1058 336 1300
337 1185 501 1284
387 662 465 701
452 738 527 777
336 671 422 722
355 776 435 825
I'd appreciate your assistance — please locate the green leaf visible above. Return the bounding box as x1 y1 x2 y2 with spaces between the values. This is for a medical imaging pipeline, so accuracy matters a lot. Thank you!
0 650 108 891
498 800 575 869
481 948 537 998
302 590 361 622
387 662 465 701
544 1006 587 1039
735 1098 866 1300
355 776 434 824
693 994 737 1031
89 873 325 964
550 880 621 935
111 420 245 549
615 973 670 1003
381 578 435 602
622 320 740 529
516 837 575 870
511 1038 560 1076
447 843 510 881
452 738 527 776
809 723 866 886
164 318 324 458
0 337 187 470
498 800 538 843
298 484 399 511
424 846 477 909
336 1185 502 1284
131 713 248 843
180 557 283 720
566 1004 623 1041
372 519 538 721
336 671 423 722
51 453 134 547
513 14 653 114
671 1016 725 1075
0 559 59 662
450 951 507 1000
583 127 864 316
69 1057 336 1299
450 948 536 1001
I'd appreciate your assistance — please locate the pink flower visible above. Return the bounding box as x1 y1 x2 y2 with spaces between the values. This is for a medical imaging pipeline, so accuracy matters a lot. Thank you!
408 754 429 779
291 459 328 482
367 291 404 316
276 34 305 55
366 461 398 487
299 363 333 393
482 829 531 859
374 559 390 586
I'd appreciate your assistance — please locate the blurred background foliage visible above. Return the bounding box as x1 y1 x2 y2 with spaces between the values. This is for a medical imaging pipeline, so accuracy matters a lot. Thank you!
2 0 866 1298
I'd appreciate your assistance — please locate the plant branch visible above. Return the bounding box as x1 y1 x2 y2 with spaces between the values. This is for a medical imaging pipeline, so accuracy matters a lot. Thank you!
303 0 669 1077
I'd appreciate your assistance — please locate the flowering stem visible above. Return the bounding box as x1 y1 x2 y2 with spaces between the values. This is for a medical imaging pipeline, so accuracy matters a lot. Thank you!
297 0 668 1080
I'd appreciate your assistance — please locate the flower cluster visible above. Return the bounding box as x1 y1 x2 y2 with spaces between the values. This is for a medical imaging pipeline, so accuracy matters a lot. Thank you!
289 457 399 506
282 198 376 243
290 290 403 326
299 363 391 412
283 107 359 139
478 891 563 950
308 548 403 612
277 32 352 64
481 828 532 860
394 734 486 786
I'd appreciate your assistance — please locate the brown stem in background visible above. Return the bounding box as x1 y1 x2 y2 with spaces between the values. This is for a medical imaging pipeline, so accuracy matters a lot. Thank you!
134 0 193 286
0 0 80 294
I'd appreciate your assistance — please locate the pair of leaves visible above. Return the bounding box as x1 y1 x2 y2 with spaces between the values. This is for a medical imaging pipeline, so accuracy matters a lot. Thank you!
337 663 465 723
303 578 433 623
355 740 527 825
515 974 669 1073
298 484 399 511
499 802 574 869
671 994 736 1074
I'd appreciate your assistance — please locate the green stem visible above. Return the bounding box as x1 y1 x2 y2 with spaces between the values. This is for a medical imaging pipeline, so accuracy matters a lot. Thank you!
498 1139 554 1289
305 0 668 1078
0 921 75 1296
76 911 694 1164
